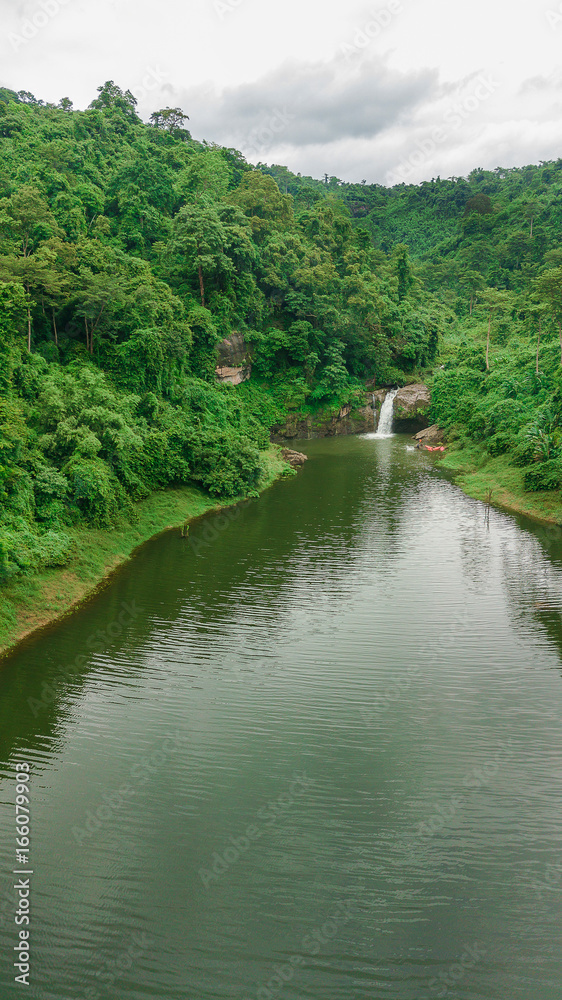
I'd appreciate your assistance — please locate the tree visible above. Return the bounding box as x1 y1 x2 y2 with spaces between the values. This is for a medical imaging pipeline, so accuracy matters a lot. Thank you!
0 254 68 352
479 289 513 369
535 268 562 363
89 81 138 118
34 240 76 346
0 188 62 350
501 231 533 271
0 282 27 391
175 149 230 204
167 204 233 307
74 270 129 354
459 269 485 315
149 107 190 137
391 244 413 301
229 172 293 240
0 186 59 257
463 193 493 216
17 91 42 106
519 196 547 238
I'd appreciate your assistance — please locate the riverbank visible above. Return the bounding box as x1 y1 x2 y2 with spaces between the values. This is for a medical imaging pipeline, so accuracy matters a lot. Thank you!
439 445 562 525
0 447 288 660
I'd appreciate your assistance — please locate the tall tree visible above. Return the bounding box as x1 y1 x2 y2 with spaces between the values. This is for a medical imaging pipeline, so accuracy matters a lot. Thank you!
535 268 562 363
459 269 485 315
74 270 129 354
166 204 233 307
0 185 59 257
0 189 61 350
89 80 138 118
149 107 190 137
480 289 514 370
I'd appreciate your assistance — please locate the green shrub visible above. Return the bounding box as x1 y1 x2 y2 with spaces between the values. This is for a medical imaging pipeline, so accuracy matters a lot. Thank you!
0 522 72 582
523 459 562 491
487 433 512 456
64 456 126 526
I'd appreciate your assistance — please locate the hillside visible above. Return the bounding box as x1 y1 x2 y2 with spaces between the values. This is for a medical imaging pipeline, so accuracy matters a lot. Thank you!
0 82 441 587
263 158 562 507
2 80 562 595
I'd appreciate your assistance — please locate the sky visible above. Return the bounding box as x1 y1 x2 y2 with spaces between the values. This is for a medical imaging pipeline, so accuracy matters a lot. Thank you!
1 0 562 185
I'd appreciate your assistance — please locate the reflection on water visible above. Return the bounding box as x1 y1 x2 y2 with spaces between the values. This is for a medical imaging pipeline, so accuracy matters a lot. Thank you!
1 435 562 999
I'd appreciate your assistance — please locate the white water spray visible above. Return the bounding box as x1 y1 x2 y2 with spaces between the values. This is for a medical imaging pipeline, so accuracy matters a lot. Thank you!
374 388 398 438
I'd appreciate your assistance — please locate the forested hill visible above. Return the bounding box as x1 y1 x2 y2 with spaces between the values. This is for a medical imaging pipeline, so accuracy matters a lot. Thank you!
264 155 562 496
1 81 562 587
0 81 441 583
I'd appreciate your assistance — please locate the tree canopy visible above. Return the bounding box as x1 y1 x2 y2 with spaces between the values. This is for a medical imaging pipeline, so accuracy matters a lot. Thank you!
3 82 562 584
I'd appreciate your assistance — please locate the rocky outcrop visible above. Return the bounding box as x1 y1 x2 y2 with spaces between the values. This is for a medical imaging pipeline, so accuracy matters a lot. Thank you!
215 365 251 385
272 395 379 440
413 424 444 444
281 448 308 467
215 333 253 384
271 383 432 440
216 331 252 367
393 384 431 431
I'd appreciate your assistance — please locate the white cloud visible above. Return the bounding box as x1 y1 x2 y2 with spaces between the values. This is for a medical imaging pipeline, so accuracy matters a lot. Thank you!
0 0 560 183
175 56 437 151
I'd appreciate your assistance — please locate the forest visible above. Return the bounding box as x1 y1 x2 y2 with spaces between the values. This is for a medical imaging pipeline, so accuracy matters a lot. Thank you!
1 80 562 585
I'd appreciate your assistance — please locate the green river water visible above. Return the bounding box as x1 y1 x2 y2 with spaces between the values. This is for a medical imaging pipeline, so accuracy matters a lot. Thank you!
1 434 562 999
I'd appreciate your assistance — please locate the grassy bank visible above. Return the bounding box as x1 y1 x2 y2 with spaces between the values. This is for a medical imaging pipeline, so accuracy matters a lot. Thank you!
0 447 288 659
439 446 562 525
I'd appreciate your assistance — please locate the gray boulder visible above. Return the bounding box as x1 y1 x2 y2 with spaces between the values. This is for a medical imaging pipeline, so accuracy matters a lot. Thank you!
281 448 308 467
394 384 431 419
413 424 444 443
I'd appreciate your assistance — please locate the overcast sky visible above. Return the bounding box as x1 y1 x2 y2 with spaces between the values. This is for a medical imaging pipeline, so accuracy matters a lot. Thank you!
1 0 561 184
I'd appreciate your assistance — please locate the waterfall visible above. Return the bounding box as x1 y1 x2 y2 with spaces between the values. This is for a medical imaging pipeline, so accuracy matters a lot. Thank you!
374 388 398 438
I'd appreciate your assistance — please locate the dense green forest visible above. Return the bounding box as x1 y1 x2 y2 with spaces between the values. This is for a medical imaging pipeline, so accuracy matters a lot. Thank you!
1 80 562 586
264 156 562 494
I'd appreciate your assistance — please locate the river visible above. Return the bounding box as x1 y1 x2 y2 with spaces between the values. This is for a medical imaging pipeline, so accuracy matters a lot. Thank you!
1 434 562 999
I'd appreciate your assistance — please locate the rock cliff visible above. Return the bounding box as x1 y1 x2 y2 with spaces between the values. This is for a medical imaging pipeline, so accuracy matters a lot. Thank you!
413 424 444 444
392 384 431 431
281 448 308 467
215 333 252 384
270 384 432 440
271 397 379 440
